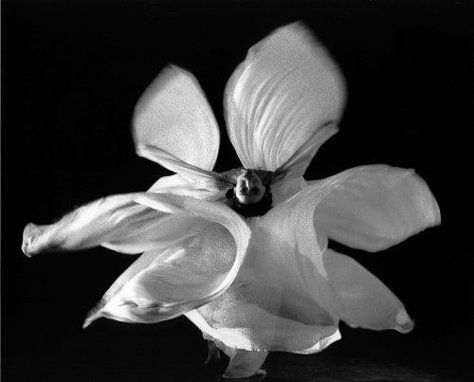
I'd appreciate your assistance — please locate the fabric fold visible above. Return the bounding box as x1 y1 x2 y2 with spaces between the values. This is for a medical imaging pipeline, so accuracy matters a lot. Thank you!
186 187 343 354
224 22 345 178
308 165 441 252
20 22 442 380
84 193 251 327
133 65 221 182
22 193 169 256
147 173 229 202
324 248 413 333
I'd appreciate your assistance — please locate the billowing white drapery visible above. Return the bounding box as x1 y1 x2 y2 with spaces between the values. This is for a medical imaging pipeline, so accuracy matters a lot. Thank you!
225 23 346 179
22 22 440 379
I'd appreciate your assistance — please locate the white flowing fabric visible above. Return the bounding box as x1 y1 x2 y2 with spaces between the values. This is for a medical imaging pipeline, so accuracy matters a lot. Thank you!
308 165 441 252
88 193 250 326
184 165 437 354
133 66 219 172
225 22 346 179
23 194 169 256
187 187 343 354
324 249 413 333
25 192 252 328
133 66 225 189
147 173 229 202
21 22 441 379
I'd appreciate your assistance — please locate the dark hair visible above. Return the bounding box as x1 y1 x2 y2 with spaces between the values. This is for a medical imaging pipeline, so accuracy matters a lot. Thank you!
226 186 273 218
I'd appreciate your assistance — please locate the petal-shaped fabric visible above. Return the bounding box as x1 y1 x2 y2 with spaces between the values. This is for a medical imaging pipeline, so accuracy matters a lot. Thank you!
84 193 251 327
225 22 345 178
324 248 413 333
309 165 441 252
133 65 222 182
186 186 344 354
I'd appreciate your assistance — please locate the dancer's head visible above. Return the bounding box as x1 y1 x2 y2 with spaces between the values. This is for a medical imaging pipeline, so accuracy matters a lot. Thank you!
227 169 273 217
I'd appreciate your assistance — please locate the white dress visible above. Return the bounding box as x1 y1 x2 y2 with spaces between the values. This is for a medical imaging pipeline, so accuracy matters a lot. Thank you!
22 23 440 379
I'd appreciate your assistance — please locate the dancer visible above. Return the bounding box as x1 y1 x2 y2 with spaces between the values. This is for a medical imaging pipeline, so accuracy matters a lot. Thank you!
22 23 440 380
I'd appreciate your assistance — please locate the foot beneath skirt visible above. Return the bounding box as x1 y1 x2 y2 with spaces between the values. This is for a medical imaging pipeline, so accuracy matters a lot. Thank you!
222 369 267 381
205 340 222 364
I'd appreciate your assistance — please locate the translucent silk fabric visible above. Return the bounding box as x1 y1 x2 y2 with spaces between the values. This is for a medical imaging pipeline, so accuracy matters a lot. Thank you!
85 193 251 327
23 23 440 375
225 23 345 179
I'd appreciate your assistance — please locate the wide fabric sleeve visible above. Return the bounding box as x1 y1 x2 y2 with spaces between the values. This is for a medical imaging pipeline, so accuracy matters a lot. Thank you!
133 66 223 184
224 22 346 178
309 165 441 252
21 193 251 326
83 193 251 326
22 193 167 256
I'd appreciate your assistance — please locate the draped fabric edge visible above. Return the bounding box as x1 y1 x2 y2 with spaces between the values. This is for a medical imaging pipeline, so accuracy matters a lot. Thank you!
223 22 346 176
147 173 228 201
274 122 339 180
132 65 221 172
306 165 441 252
136 143 231 190
83 192 251 328
185 309 342 355
324 248 414 333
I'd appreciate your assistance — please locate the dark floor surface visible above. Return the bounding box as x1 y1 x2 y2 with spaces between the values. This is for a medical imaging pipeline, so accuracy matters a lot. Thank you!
6 355 467 382
4 318 471 382
264 354 466 382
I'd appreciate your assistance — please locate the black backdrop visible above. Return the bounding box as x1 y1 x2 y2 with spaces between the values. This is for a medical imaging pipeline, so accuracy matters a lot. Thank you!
2 0 473 381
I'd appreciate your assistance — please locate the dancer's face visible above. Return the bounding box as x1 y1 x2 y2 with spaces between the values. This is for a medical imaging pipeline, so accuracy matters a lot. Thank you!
234 169 266 204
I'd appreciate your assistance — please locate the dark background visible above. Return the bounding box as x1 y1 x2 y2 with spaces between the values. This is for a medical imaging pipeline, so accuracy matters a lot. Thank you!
2 0 473 381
